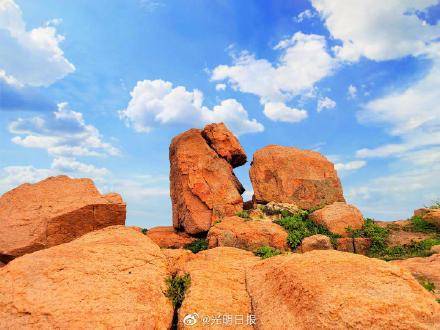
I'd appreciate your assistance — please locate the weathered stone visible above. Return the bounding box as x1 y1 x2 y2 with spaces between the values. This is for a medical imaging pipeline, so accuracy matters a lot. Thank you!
201 122 247 168
414 208 440 229
263 201 300 216
146 226 196 249
336 237 354 252
170 129 244 235
243 200 254 210
246 250 440 329
0 226 174 329
431 245 440 254
309 202 363 236
353 237 372 255
300 234 333 253
249 145 345 209
0 176 126 261
207 216 289 251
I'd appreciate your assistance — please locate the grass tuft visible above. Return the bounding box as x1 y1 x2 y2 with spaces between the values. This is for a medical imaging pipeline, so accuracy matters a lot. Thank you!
404 216 438 233
417 277 436 293
165 273 191 308
236 210 250 219
184 238 208 253
254 246 282 259
141 228 148 235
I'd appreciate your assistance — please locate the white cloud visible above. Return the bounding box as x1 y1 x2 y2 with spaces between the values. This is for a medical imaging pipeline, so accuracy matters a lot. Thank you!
311 0 440 61
347 84 357 99
215 83 226 91
334 160 366 172
9 102 119 157
51 157 109 177
294 9 316 23
263 102 307 123
317 96 336 112
0 0 74 87
119 79 264 135
211 32 336 122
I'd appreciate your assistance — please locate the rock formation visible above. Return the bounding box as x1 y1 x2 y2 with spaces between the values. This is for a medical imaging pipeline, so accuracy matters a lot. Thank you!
309 202 364 236
249 145 345 209
414 208 440 229
0 176 126 262
300 234 333 253
207 216 289 251
146 226 196 249
170 124 246 235
0 226 174 329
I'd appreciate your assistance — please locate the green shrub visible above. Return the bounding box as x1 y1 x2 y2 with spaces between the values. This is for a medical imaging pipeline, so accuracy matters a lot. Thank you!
371 237 440 261
165 273 191 308
184 238 208 253
236 210 250 219
348 218 389 254
254 246 282 259
406 216 438 233
417 277 436 292
275 211 340 249
141 228 148 235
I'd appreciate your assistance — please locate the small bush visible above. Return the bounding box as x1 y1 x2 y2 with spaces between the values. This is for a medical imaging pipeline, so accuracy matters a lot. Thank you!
184 238 208 253
427 201 440 209
417 277 436 293
348 218 389 254
406 216 438 233
254 246 282 259
371 237 440 261
275 211 340 249
165 273 191 308
141 228 148 235
236 210 250 219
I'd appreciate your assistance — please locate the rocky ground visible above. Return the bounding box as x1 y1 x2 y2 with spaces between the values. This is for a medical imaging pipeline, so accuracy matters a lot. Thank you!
1 122 439 329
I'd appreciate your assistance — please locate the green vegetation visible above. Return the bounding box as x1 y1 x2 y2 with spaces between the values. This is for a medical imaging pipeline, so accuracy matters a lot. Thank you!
165 273 191 308
254 246 282 259
275 211 340 249
427 201 440 209
184 238 208 253
348 218 389 254
141 228 148 235
417 277 436 293
236 210 250 219
404 216 438 233
437 299 440 304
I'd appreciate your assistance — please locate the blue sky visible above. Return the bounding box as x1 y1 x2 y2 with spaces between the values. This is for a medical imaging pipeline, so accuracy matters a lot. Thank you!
1 0 439 227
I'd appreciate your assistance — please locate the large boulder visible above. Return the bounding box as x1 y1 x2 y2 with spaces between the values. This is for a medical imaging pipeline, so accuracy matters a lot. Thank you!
414 208 440 229
170 128 244 235
0 176 126 261
207 216 289 251
201 122 247 168
300 234 333 253
246 250 440 329
146 226 196 249
391 253 440 300
0 226 174 329
177 247 259 329
309 202 364 236
249 145 345 209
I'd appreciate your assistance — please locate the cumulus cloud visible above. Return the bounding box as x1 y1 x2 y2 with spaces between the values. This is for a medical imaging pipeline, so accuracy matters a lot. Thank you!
51 157 109 177
263 102 307 123
215 83 226 91
9 102 119 157
211 32 336 123
317 96 336 112
311 0 440 61
347 84 357 99
294 9 316 23
0 0 74 87
334 160 366 172
119 79 264 135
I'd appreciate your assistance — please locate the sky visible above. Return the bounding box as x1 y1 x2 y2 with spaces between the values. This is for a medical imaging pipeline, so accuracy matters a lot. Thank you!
0 0 439 227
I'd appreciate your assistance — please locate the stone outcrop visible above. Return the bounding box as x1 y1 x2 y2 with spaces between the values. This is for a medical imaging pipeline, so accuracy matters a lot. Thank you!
146 226 196 249
207 216 289 251
176 247 259 329
249 145 345 209
336 237 372 255
300 234 333 253
246 250 440 329
414 208 440 229
391 253 440 299
0 176 126 261
309 202 364 236
0 226 174 329
431 245 440 254
170 127 245 235
202 122 247 168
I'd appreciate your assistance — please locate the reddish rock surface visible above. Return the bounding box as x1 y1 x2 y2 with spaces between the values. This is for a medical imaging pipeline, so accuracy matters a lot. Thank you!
246 250 440 329
431 245 440 254
336 237 355 252
414 208 440 228
0 176 126 261
249 145 345 209
201 122 247 168
177 247 259 329
207 216 289 251
391 253 440 299
170 129 244 235
146 226 196 249
336 237 371 255
300 234 333 253
309 202 363 236
0 226 174 329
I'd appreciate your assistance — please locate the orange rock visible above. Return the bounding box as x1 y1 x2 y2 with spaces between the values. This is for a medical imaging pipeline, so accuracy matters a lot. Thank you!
414 208 440 228
170 129 244 235
246 250 440 329
249 145 345 209
0 226 174 329
309 202 363 236
201 122 247 168
391 254 440 300
162 248 195 274
336 237 354 252
300 234 333 253
177 247 259 329
353 237 371 255
207 216 289 251
146 226 196 249
0 176 126 261
431 245 440 254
